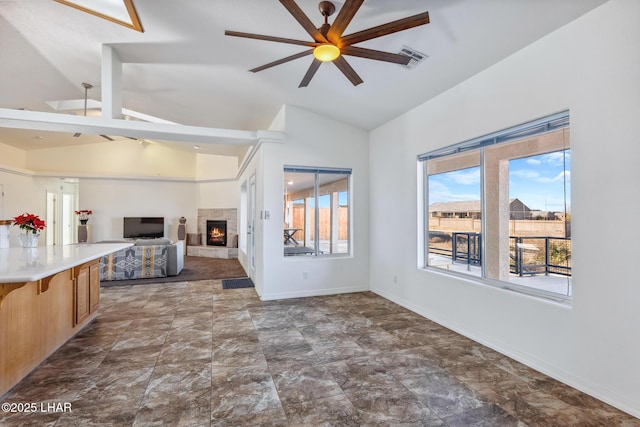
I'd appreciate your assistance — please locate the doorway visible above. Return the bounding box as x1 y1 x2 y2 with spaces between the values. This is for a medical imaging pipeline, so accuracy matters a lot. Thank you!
46 189 76 245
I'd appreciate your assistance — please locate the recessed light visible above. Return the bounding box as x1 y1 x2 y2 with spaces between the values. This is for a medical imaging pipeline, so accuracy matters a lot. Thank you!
193 145 200 149
287 181 293 185
34 136 44 140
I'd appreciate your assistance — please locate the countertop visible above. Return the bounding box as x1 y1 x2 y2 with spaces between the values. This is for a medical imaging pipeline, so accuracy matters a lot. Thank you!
0 243 133 283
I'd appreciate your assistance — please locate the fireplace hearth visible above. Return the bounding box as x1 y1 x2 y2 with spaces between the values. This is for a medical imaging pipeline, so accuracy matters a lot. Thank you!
206 220 227 246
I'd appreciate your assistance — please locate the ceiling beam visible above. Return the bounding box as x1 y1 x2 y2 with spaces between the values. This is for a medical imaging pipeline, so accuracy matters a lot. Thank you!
0 108 283 146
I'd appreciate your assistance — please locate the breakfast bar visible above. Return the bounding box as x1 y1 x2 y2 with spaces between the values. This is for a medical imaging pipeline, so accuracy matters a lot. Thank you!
0 243 132 397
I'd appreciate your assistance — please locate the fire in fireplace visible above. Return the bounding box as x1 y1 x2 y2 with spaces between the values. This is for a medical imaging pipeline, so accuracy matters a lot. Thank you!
206 220 227 246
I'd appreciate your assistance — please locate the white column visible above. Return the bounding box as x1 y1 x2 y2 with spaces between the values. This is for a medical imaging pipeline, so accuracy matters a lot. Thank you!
101 45 122 120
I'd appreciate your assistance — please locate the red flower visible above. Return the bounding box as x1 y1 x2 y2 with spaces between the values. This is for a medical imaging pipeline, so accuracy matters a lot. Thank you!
75 210 93 221
12 213 46 234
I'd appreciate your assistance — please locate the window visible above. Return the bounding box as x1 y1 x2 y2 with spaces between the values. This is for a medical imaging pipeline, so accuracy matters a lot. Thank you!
283 167 351 257
421 112 571 301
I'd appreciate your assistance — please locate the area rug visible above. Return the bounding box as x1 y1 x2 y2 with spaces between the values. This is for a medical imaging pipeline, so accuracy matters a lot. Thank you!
222 277 255 289
101 256 247 287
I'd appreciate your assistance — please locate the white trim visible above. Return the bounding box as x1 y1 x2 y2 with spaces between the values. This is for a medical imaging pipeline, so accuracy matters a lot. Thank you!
0 164 35 177
260 285 369 301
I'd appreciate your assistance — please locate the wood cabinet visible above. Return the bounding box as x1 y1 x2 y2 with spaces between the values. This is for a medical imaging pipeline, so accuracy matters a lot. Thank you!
89 261 100 313
74 260 100 325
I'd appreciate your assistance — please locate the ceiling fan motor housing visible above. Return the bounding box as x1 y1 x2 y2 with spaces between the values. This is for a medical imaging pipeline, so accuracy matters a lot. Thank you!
318 1 336 17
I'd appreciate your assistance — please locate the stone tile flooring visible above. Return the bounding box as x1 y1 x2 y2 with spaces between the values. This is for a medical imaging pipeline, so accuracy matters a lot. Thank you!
1 280 638 426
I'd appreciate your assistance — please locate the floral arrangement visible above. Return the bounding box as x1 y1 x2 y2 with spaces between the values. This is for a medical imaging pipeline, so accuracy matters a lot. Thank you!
75 210 93 223
12 213 46 234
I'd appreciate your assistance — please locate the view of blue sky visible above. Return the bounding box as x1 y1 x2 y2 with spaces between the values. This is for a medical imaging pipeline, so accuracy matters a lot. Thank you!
429 150 571 212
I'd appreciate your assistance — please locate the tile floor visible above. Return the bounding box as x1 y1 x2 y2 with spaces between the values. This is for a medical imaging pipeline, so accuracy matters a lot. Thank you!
0 279 638 426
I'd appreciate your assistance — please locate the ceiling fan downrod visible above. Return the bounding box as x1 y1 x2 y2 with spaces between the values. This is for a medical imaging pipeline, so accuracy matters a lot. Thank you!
318 1 335 36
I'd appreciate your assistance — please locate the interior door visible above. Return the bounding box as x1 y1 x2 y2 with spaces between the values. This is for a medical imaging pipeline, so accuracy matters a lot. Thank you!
62 192 75 245
248 174 256 279
46 191 57 245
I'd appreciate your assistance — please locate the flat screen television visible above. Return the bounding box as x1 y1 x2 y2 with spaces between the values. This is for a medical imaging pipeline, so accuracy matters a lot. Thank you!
123 217 164 239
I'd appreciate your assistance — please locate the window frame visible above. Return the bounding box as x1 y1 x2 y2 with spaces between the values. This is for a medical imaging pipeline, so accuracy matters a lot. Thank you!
420 112 571 303
283 166 352 258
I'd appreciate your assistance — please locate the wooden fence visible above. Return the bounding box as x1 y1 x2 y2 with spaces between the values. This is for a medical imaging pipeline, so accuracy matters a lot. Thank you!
290 206 348 241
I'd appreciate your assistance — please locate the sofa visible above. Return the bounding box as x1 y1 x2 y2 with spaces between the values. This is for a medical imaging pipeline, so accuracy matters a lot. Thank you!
99 238 184 281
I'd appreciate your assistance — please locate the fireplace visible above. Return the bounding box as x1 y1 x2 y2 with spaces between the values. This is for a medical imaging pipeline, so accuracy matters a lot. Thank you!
206 220 227 246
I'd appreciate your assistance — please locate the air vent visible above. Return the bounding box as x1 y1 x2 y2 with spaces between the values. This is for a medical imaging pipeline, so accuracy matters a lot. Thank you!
398 45 428 69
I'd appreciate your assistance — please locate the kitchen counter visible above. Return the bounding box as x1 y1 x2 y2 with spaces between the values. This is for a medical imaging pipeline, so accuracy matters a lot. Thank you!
0 242 132 397
0 243 132 283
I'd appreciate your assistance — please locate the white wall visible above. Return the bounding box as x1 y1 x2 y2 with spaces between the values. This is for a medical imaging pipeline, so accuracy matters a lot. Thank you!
197 180 239 212
79 179 197 242
258 105 370 300
0 142 27 169
27 140 197 178
196 153 238 180
369 0 640 417
0 136 245 244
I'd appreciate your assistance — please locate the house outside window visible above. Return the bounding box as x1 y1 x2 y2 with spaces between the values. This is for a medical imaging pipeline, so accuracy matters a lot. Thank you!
283 167 351 257
421 112 571 301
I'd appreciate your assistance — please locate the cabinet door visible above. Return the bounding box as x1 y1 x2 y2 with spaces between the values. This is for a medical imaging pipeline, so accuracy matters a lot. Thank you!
75 266 90 325
89 262 100 313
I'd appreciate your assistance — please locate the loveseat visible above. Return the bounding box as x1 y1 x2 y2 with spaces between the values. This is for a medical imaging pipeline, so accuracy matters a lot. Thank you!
99 238 184 281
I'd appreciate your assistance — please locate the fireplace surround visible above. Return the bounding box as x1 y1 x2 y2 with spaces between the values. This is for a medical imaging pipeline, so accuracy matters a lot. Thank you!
187 208 238 259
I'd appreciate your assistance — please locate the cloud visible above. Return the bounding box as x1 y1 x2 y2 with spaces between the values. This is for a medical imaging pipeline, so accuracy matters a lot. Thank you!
443 168 480 185
511 169 541 179
538 170 570 183
429 176 480 203
537 151 569 167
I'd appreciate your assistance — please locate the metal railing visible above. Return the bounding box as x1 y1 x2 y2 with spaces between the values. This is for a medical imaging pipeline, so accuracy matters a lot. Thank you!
428 232 571 276
510 236 571 276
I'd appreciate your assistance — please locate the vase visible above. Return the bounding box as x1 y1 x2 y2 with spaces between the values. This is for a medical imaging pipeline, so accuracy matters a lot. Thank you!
78 224 88 243
178 217 187 241
18 232 39 248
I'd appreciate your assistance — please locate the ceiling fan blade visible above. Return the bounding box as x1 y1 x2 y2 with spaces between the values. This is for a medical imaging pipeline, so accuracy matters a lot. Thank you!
340 11 430 46
249 49 314 73
341 46 411 65
333 56 363 86
225 30 319 47
299 59 322 88
279 0 328 43
326 0 364 44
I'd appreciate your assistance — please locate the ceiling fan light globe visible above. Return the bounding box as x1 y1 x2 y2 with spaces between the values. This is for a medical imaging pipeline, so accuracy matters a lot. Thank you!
313 44 340 62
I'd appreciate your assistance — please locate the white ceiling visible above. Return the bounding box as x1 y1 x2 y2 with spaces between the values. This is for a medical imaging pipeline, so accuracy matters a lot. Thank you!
0 0 608 157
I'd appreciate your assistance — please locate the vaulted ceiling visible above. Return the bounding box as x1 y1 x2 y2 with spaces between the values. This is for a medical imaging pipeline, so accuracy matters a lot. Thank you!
0 0 608 156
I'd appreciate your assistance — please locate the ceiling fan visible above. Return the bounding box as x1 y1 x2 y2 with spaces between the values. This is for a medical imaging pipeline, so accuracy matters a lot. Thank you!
73 82 115 141
225 0 430 87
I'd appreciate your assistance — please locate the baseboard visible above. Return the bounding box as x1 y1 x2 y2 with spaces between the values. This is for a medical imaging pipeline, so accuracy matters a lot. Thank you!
260 285 369 301
371 286 640 419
